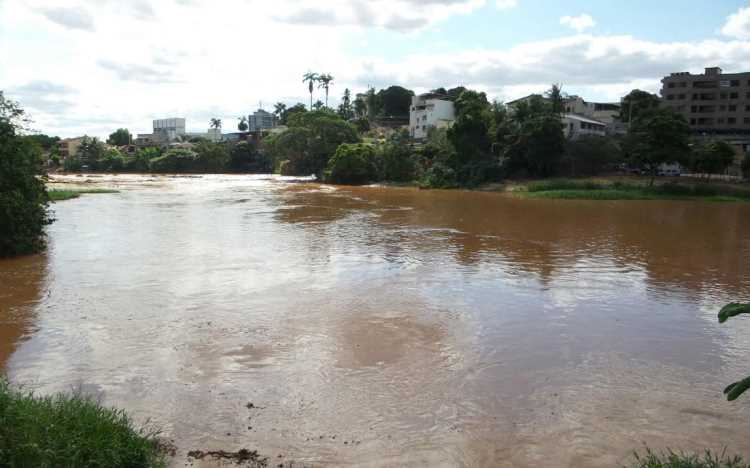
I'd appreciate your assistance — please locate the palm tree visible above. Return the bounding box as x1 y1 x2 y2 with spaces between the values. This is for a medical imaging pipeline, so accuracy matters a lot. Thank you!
302 72 319 110
318 73 334 108
273 102 287 120
312 100 324 111
210 118 222 130
237 116 248 132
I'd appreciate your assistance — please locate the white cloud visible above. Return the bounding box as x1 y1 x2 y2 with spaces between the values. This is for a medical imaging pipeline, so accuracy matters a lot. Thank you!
560 14 595 33
495 0 517 9
722 6 750 39
38 6 94 31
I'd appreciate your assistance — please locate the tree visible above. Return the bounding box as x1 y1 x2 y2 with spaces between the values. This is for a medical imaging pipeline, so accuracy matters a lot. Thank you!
690 140 735 179
522 115 566 177
338 88 354 120
324 143 378 185
25 134 60 151
149 148 197 172
562 136 622 176
353 96 367 119
0 92 52 257
229 141 270 173
545 84 565 115
312 100 324 111
273 102 287 123
194 141 229 172
302 71 319 110
99 148 125 172
282 103 306 125
626 108 690 184
317 73 334 108
718 303 750 400
209 118 222 130
377 86 414 118
129 148 160 172
76 136 106 170
446 89 495 183
107 128 131 146
378 129 416 182
619 89 661 125
237 116 248 132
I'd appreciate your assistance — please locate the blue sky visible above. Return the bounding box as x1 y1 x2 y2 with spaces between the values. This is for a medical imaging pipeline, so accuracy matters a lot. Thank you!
2 0 750 138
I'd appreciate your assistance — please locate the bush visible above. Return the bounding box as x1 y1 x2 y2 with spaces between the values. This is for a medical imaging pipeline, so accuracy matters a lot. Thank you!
626 448 748 468
562 136 622 176
0 95 52 257
0 379 166 468
419 162 458 189
63 155 83 172
378 130 417 182
324 143 378 185
99 148 125 172
148 148 197 173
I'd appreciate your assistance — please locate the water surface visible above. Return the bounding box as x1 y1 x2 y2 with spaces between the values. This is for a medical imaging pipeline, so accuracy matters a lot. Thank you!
2 174 750 467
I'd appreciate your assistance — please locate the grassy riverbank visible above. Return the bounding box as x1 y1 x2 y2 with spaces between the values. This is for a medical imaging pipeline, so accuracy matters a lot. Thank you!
517 179 750 202
0 379 166 467
48 188 119 201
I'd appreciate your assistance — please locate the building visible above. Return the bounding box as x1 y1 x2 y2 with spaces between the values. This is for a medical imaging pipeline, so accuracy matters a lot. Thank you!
562 114 607 139
409 93 455 140
153 118 186 140
248 109 276 132
57 137 86 159
661 67 750 136
564 96 621 125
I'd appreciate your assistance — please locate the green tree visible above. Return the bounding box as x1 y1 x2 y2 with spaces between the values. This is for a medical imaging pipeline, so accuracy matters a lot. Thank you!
377 86 414 118
273 102 287 123
107 128 131 146
282 103 306 125
237 116 248 132
209 118 222 130
194 141 229 172
324 143 378 185
99 148 125 172
263 127 312 175
338 88 354 120
447 89 495 184
378 129 416 182
25 134 60 151
545 84 565 115
718 303 750 400
619 89 661 125
149 148 197 172
690 140 735 179
302 71 319 110
626 108 690 184
353 96 367 119
562 136 621 176
229 141 270 173
318 73 334 108
0 93 52 257
130 148 160 172
76 136 106 170
312 100 324 111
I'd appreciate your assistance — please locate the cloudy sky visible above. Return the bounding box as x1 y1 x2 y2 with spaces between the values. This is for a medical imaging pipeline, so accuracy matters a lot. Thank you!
2 0 750 138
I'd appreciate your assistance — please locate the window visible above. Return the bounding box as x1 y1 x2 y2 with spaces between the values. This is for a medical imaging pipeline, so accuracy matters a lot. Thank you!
692 94 699 100
746 105 750 111
680 82 688 88
731 92 739 99
718 118 725 124
691 106 698 112
745 117 750 124
668 83 676 89
729 117 737 124
732 80 741 87
721 92 728 99
720 105 726 111
667 95 675 100
690 118 696 125
678 94 686 99
730 105 737 111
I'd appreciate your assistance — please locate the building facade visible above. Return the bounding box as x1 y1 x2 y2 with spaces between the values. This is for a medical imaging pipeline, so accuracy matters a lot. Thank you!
57 137 86 159
409 93 455 140
248 110 276 132
562 114 607 139
153 118 186 140
563 96 621 125
661 67 750 136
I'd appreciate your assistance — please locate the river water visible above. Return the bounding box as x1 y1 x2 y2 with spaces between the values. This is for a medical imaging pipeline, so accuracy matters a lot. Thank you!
2 174 750 467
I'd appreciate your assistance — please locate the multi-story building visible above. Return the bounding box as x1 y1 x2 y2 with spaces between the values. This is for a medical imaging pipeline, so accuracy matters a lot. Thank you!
661 67 750 136
563 96 621 125
153 118 186 141
248 109 276 132
57 137 86 159
409 93 455 140
562 114 607 139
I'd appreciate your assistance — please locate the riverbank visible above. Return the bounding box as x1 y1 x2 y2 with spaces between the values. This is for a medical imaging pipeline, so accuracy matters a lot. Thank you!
48 188 120 201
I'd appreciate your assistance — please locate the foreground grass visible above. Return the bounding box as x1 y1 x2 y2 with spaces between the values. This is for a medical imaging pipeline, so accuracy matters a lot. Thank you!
521 179 750 202
0 378 166 468
48 188 120 201
626 448 749 468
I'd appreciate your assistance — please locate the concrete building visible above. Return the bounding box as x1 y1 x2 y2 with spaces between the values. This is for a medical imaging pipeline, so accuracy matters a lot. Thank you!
153 118 186 140
661 67 750 136
562 114 607 139
409 93 455 140
248 109 276 132
57 137 86 159
564 96 621 125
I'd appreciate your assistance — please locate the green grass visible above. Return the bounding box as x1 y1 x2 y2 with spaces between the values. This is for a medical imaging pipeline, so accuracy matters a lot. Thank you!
0 378 166 468
626 448 749 468
48 188 119 201
521 179 750 202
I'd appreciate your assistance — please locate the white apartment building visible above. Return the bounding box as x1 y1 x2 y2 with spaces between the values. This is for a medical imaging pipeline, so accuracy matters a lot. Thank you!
562 114 607 139
409 94 455 140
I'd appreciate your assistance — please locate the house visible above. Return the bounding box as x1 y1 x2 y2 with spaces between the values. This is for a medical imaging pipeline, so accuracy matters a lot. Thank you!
562 114 607 139
564 96 621 126
57 137 86 159
409 93 455 140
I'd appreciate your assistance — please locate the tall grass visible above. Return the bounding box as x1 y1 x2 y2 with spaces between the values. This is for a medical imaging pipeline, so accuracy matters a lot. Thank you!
524 179 750 201
48 188 119 201
0 378 166 468
626 448 749 468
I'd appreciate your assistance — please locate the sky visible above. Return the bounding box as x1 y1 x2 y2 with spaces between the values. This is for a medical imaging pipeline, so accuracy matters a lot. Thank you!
2 0 750 138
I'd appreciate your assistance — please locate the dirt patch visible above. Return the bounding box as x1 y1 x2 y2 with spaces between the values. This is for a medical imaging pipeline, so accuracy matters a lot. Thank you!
187 448 267 466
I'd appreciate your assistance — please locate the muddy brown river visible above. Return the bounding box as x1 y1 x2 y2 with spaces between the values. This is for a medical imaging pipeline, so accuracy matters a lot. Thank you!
2 174 750 467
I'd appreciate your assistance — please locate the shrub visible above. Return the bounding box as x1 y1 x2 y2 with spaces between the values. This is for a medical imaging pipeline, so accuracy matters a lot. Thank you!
0 379 166 468
148 148 197 173
0 95 52 257
626 448 748 468
63 155 83 172
378 130 417 182
324 143 378 185
419 162 458 189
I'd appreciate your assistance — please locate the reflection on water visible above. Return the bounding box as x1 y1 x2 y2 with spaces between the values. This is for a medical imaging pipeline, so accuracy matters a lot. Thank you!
3 173 750 467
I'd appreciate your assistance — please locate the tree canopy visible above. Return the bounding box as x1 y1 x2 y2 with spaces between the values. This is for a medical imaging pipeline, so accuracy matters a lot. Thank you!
107 128 131 146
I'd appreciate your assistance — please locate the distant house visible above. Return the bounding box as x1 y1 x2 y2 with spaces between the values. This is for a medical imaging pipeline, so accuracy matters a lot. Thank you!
562 113 607 139
409 93 455 140
57 137 86 159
